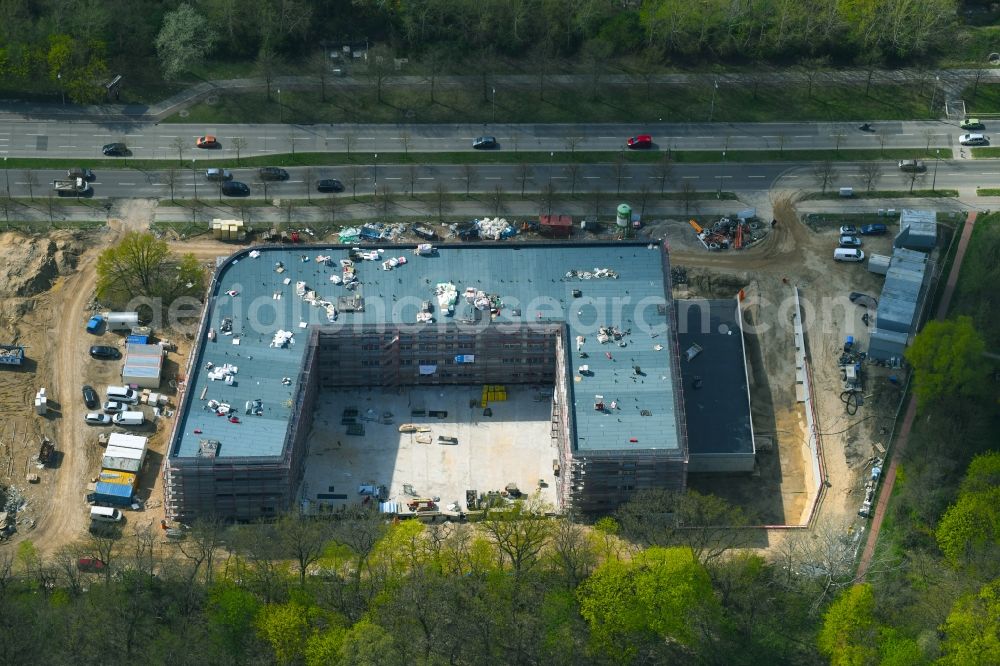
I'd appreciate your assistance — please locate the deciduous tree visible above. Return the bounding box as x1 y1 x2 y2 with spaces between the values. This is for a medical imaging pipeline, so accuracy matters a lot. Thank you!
155 4 216 80
95 231 205 306
905 316 986 409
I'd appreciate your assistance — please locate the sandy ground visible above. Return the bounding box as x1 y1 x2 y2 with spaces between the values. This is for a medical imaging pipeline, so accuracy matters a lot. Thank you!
1 192 915 556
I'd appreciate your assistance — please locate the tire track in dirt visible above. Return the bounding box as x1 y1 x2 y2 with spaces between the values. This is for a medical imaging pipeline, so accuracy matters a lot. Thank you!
28 250 104 551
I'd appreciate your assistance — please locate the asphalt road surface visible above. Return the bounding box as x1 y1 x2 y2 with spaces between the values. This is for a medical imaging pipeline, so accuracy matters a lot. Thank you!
0 119 976 160
0 159 981 200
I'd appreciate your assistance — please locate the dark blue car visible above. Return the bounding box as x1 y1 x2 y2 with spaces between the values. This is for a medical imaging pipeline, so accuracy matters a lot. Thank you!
860 223 888 235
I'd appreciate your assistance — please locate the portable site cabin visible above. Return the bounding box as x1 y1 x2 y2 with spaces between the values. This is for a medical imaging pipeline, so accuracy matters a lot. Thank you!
105 312 140 332
94 469 137 506
122 343 164 389
101 433 148 473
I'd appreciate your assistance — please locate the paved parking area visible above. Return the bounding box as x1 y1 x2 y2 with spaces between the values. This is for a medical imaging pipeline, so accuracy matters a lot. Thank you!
301 386 558 512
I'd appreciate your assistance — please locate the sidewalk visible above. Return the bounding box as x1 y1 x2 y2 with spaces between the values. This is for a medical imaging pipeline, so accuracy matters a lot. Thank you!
0 67 993 123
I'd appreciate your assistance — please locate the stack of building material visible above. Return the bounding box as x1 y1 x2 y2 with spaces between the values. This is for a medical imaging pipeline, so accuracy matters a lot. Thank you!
210 219 246 241
34 388 47 415
0 345 25 366
476 217 513 240
435 282 458 315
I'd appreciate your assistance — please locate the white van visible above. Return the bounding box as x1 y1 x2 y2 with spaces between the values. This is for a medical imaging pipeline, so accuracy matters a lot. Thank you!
106 385 139 404
834 248 865 262
90 506 123 523
113 411 144 426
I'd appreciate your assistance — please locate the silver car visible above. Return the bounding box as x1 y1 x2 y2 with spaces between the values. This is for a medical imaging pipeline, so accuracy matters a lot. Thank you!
84 412 112 425
206 168 233 181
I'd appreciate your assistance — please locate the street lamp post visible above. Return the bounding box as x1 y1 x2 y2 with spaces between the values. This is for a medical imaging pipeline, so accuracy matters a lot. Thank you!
277 88 282 123
932 149 940 191
709 80 719 122
373 152 378 211
57 72 64 105
3 157 8 196
492 88 496 123
549 151 554 185
191 159 197 200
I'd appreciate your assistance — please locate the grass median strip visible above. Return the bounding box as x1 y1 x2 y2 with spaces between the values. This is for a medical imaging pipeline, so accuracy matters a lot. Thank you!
0 148 954 173
154 191 740 208
801 188 959 200
976 188 1000 196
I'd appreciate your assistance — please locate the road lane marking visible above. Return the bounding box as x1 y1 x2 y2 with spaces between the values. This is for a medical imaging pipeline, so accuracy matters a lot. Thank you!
681 176 699 179
119 182 135 186
747 175 766 178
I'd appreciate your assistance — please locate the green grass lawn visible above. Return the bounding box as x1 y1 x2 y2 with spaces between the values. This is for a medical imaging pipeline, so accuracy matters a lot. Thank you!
0 148 953 173
803 188 959 200
154 190 739 208
167 78 940 126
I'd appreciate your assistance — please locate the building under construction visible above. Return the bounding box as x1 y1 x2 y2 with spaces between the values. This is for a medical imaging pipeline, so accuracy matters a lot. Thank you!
164 242 695 522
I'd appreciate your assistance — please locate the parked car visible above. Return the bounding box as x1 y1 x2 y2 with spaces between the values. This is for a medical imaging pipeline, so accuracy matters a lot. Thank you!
258 167 289 181
101 142 128 156
84 412 112 425
860 223 888 235
86 314 104 334
627 134 653 149
898 159 926 172
317 178 344 192
102 400 126 414
206 168 232 181
82 385 98 409
89 345 121 360
67 167 95 180
222 181 250 196
849 292 878 308
833 248 865 262
839 225 859 235
77 558 107 573
960 118 985 130
195 135 219 148
472 136 497 150
959 133 989 146
839 234 862 247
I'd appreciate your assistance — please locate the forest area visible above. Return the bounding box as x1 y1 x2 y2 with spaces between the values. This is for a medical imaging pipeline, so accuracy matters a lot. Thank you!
0 0 978 105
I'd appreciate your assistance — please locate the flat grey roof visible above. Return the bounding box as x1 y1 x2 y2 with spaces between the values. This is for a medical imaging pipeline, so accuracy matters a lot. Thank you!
171 242 680 459
673 299 754 455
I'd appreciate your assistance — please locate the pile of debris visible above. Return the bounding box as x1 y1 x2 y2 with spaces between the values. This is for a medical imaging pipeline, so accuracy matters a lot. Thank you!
691 216 768 251
564 268 619 280
435 282 458 316
475 217 518 241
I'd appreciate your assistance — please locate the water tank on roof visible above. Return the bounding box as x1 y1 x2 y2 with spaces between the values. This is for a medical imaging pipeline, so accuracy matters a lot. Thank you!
616 204 631 228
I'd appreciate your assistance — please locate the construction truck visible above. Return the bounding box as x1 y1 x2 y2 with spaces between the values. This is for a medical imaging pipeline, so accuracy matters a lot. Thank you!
53 178 90 196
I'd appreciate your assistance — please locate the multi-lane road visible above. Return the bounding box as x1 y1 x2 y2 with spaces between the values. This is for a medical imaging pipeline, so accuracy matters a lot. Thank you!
0 116 991 200
0 119 979 160
0 160 988 200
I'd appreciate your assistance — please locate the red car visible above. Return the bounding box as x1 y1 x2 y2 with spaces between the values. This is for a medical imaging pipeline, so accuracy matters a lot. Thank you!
626 134 653 149
195 135 219 148
77 558 107 573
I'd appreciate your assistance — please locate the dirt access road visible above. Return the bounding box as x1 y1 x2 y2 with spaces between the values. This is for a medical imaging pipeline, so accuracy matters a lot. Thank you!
26 202 154 552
